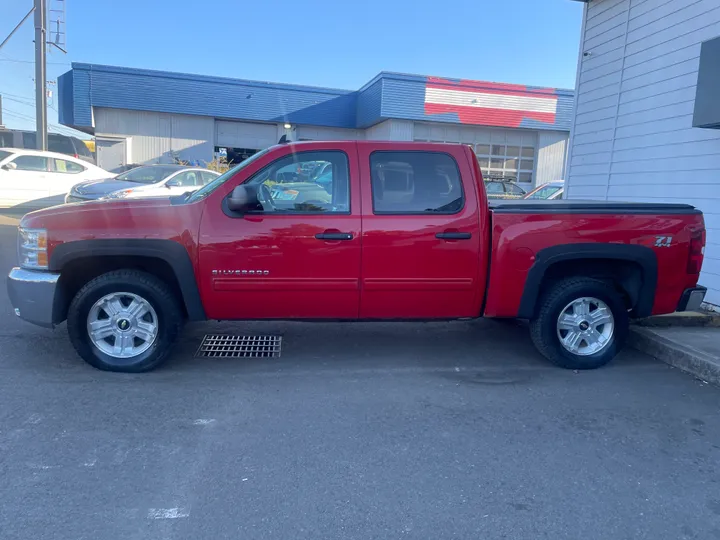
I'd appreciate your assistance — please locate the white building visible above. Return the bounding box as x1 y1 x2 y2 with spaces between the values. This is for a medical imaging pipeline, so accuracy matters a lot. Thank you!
567 0 720 306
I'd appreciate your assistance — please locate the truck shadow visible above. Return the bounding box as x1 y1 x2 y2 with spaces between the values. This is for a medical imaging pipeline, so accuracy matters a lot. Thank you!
166 318 655 375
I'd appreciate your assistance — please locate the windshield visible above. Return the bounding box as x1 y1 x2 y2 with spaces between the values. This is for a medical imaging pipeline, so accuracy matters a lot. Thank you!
116 166 183 184
187 148 272 202
0 150 14 162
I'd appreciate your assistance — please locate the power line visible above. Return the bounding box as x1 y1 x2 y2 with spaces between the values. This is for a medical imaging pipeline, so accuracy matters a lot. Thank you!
0 57 69 66
3 107 84 137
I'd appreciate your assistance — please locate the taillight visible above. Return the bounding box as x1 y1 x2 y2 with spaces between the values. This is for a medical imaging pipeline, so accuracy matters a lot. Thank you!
687 226 706 274
74 153 79 158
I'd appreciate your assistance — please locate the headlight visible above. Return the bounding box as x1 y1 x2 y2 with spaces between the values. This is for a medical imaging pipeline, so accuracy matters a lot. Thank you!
18 227 48 270
103 189 133 200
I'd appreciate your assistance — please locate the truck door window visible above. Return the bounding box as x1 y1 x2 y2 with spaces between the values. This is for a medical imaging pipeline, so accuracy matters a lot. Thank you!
369 151 463 214
244 151 350 213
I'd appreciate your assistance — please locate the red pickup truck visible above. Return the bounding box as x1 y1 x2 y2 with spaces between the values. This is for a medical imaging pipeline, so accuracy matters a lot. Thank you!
7 141 707 373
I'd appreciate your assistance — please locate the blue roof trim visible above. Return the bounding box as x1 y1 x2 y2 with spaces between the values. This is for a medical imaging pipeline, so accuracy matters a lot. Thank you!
60 63 574 133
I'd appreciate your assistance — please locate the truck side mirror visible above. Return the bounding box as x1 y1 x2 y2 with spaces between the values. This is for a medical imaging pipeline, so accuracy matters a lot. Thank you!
227 185 261 213
2 162 17 171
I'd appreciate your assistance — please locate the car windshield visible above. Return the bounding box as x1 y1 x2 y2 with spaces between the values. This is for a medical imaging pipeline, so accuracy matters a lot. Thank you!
187 148 272 202
526 185 562 199
0 150 14 162
116 166 183 184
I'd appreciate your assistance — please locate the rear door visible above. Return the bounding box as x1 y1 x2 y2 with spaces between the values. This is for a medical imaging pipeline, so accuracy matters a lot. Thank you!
358 145 483 319
47 157 88 205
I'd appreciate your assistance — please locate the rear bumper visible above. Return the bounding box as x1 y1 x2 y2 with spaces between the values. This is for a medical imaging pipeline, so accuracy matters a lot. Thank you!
677 286 707 312
7 267 61 328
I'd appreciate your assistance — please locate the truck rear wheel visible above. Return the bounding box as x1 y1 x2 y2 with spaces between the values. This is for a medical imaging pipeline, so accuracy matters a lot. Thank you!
67 270 183 372
529 277 629 370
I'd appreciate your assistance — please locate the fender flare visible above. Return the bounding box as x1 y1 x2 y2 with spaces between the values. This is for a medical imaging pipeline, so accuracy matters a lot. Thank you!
517 243 658 319
50 239 206 321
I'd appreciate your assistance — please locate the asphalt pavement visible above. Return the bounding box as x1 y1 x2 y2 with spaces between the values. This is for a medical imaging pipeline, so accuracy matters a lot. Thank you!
1 212 720 540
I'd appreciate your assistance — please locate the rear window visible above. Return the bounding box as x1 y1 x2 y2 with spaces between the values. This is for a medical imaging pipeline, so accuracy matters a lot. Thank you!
48 135 76 155
22 132 36 149
73 138 93 157
0 131 13 148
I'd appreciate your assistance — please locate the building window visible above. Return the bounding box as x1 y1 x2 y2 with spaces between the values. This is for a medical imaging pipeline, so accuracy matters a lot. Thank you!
475 143 535 184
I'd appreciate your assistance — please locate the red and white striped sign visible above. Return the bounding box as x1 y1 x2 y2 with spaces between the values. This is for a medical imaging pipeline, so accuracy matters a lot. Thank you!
424 77 558 128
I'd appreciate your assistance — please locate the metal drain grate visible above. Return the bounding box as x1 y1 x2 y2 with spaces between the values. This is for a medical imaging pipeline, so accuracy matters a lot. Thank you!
195 335 283 358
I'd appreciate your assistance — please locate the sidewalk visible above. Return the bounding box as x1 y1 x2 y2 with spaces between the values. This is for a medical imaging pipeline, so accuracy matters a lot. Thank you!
629 312 720 385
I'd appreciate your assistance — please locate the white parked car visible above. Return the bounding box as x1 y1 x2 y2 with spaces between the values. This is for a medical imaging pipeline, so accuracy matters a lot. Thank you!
0 148 113 210
65 165 220 203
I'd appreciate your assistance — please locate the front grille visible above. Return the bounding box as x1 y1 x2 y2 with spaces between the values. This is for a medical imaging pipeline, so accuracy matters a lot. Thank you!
195 335 282 358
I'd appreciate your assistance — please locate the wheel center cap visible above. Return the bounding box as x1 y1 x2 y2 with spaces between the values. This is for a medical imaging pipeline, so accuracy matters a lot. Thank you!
579 320 590 331
117 318 131 331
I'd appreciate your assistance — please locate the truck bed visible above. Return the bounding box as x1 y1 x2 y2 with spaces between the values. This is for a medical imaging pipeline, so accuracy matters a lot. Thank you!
489 199 701 215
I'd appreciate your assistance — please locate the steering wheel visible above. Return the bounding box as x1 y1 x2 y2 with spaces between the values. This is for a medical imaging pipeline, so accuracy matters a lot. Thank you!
257 184 276 211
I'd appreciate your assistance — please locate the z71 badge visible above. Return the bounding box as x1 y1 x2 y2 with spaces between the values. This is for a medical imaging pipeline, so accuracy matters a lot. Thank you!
655 236 672 248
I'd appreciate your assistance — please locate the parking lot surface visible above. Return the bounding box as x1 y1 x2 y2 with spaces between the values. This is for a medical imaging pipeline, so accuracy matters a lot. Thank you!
1 213 719 540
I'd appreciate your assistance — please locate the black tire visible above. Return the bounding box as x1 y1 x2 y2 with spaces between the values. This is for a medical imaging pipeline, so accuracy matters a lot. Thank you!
67 270 183 372
529 277 629 370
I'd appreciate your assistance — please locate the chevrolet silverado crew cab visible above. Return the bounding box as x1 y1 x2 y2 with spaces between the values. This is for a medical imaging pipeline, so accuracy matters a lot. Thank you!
7 141 707 373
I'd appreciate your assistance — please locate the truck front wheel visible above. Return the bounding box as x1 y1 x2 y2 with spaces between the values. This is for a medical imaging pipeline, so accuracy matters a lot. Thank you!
529 277 629 370
67 270 183 372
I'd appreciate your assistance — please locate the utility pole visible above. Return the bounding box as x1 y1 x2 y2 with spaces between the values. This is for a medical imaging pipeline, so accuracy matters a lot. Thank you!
34 0 47 151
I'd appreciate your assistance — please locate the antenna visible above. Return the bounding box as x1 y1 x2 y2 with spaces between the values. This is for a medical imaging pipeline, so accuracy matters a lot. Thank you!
47 0 66 53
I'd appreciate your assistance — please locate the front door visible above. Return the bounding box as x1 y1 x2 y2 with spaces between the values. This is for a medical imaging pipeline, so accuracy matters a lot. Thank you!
198 143 362 320
358 146 483 319
0 154 51 209
164 170 203 197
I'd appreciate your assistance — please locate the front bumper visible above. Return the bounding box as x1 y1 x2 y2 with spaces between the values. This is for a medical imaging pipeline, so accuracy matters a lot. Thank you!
677 286 707 312
7 267 61 328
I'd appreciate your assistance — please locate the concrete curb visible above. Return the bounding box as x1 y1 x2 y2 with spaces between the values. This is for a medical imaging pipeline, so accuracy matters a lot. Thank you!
635 312 720 328
628 326 720 385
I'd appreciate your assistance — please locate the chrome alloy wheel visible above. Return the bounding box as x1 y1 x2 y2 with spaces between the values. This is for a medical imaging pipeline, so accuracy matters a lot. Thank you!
556 297 615 356
87 292 159 359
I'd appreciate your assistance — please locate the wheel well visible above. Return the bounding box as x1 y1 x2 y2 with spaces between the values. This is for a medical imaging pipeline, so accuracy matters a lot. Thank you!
55 256 187 323
538 258 643 314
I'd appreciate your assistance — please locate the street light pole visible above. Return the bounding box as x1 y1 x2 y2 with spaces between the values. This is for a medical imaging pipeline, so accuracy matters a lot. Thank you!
34 0 47 151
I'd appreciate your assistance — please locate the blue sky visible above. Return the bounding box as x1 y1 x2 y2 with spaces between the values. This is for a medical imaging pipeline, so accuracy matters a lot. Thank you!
0 0 583 134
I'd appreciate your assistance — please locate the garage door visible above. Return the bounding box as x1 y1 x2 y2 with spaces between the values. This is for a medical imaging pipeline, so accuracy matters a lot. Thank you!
215 121 277 149
414 123 538 187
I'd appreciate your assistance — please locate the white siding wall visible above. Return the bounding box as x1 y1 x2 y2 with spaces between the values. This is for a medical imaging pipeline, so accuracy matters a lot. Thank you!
536 131 569 184
365 120 414 140
215 120 277 149
95 108 214 164
567 0 720 305
296 125 364 140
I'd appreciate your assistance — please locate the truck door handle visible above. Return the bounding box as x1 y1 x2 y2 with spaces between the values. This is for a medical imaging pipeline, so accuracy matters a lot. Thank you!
436 231 472 240
315 231 353 241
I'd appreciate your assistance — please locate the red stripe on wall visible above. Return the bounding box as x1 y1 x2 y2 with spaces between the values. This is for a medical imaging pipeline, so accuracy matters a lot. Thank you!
424 102 557 128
